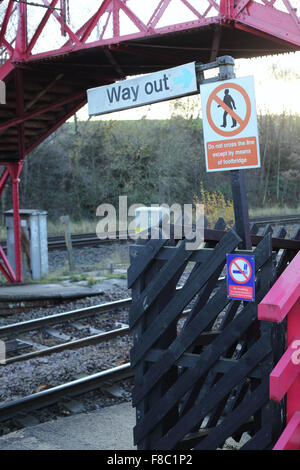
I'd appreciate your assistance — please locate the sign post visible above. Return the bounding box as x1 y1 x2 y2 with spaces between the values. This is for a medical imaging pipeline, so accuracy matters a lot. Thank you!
200 58 256 249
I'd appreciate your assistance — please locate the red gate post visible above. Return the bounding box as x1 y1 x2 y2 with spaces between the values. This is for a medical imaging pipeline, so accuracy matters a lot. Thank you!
258 251 300 450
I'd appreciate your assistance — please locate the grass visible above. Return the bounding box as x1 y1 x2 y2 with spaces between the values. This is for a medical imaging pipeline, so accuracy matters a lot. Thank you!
69 273 87 283
249 206 300 218
33 266 127 285
101 273 127 280
47 217 129 236
0 218 99 239
47 218 97 235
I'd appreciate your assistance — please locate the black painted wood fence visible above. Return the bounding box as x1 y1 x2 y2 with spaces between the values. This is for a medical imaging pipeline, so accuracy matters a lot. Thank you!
128 220 299 450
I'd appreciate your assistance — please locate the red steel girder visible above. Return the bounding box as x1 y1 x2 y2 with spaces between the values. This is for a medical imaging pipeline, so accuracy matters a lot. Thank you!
0 0 298 68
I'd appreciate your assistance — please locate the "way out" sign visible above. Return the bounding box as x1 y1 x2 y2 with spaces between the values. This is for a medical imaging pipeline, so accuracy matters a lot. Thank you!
87 62 198 116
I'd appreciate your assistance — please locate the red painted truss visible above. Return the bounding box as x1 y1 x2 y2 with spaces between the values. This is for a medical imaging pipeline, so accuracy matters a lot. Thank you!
0 0 299 162
1 0 300 68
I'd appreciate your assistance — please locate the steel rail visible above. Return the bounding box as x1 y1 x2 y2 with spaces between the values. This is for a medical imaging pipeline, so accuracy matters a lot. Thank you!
0 297 132 338
0 285 187 339
1 306 195 364
0 363 132 422
250 215 300 226
0 230 135 251
3 325 130 364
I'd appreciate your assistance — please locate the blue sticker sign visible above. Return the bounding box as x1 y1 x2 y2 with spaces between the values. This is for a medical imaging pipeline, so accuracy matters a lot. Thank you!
227 254 255 301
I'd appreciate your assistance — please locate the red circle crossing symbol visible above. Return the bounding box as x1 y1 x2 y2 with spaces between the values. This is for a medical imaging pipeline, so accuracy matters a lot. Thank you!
206 82 251 138
229 257 252 284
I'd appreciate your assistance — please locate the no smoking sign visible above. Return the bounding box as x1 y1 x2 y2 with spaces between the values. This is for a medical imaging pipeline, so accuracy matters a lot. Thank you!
227 254 255 301
200 76 260 172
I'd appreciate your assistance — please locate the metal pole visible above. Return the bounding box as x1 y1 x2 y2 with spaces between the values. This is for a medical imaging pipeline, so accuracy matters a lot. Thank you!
230 170 251 249
218 56 251 250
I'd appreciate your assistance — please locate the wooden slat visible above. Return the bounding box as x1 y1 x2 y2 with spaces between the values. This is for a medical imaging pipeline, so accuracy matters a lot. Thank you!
275 226 287 240
134 289 271 446
155 338 271 449
276 227 300 279
132 233 272 407
240 424 273 450
129 237 196 328
130 229 241 366
195 380 270 450
129 221 286 449
203 227 300 251
131 245 213 263
130 238 151 450
181 263 224 329
203 340 249 430
146 350 263 378
127 233 167 288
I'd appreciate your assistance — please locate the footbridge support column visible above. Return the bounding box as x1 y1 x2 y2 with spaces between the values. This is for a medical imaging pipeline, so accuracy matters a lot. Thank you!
0 161 24 283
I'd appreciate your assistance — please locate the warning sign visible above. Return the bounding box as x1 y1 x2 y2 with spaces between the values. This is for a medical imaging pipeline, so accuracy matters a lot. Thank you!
200 77 260 172
227 254 255 301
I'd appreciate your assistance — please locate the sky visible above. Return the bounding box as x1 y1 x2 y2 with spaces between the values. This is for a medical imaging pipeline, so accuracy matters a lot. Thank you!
2 0 300 119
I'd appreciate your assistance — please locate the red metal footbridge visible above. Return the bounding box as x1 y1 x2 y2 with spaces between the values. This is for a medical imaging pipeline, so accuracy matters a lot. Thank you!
0 0 300 282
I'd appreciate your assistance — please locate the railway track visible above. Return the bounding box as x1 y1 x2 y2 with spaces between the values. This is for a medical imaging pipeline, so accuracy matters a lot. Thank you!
0 297 132 364
0 214 299 252
0 265 228 364
0 296 135 429
0 363 132 423
0 282 216 425
0 289 202 364
0 230 134 252
44 216 300 249
249 214 300 226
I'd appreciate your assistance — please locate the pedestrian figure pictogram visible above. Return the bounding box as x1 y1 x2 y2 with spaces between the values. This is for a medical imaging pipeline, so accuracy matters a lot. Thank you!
206 82 251 137
219 89 237 128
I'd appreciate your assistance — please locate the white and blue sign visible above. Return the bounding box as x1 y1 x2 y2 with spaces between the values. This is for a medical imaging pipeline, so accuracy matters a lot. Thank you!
87 62 198 116
227 254 255 301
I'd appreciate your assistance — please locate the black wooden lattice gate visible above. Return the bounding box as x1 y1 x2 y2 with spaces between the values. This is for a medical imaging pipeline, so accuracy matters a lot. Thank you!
128 223 289 450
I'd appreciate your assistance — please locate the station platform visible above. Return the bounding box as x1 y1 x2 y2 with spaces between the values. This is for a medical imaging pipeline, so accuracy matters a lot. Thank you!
0 278 128 301
0 278 128 314
0 402 136 450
